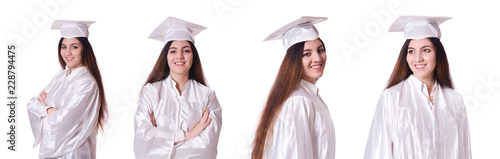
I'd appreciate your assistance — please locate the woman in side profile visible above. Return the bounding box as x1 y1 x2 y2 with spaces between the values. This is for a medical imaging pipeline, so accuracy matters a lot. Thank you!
27 20 107 159
364 16 471 159
252 16 335 159
134 17 222 159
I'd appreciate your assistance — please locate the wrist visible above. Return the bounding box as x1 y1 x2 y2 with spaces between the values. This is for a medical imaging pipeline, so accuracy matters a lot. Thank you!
46 107 56 115
184 131 190 140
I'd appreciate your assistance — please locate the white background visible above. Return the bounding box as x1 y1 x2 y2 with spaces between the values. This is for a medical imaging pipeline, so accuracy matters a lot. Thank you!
1 0 499 158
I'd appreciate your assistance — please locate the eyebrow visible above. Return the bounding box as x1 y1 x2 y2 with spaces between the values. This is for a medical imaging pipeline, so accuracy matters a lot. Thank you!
408 45 432 50
303 45 324 52
61 43 80 46
170 46 191 50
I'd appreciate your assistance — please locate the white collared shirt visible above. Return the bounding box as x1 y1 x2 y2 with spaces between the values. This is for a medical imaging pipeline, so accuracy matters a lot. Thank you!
134 76 222 159
364 75 472 159
27 66 100 158
266 79 336 159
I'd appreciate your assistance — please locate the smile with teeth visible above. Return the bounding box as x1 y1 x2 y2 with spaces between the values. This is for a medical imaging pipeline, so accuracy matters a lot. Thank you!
66 57 74 61
174 62 185 65
311 64 322 70
415 64 426 69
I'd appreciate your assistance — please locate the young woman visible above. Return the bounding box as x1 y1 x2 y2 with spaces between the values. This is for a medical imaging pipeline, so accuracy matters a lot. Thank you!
364 16 472 159
27 20 107 158
134 17 222 159
252 16 335 159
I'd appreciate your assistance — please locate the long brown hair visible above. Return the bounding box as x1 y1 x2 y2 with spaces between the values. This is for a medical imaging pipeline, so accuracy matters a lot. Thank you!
144 41 206 86
58 37 108 130
252 38 325 159
386 37 454 89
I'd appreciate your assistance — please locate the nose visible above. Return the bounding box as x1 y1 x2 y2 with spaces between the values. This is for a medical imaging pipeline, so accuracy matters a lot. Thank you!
312 51 323 62
62 48 71 56
415 51 423 62
175 52 184 59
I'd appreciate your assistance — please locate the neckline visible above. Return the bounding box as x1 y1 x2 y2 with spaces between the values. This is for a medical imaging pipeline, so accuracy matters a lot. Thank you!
299 79 319 95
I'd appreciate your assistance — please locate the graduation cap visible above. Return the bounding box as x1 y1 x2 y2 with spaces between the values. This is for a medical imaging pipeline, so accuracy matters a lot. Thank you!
51 20 95 38
148 17 207 44
389 15 452 39
264 16 327 50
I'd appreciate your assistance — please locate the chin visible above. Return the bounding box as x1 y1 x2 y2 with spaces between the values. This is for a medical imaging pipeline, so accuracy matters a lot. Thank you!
315 73 324 78
414 72 430 78
172 70 189 75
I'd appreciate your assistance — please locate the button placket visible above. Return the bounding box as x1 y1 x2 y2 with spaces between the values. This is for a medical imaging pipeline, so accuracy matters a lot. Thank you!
170 79 182 132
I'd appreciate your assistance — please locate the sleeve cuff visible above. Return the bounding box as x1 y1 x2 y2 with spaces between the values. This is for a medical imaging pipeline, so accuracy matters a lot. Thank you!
174 130 185 142
40 105 53 117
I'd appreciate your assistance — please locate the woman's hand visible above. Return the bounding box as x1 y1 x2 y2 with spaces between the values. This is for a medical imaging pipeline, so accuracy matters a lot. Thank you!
38 91 59 115
46 107 58 115
149 111 157 127
37 91 48 106
184 109 212 141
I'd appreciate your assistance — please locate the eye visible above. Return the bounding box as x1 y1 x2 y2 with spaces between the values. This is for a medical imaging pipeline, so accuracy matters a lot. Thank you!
408 50 414 54
169 50 176 53
318 49 325 53
72 46 78 49
424 49 431 52
61 45 66 49
183 49 191 53
303 52 311 56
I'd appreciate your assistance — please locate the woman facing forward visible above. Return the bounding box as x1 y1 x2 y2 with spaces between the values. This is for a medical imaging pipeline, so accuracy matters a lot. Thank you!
134 17 222 159
27 20 107 159
364 16 472 159
252 16 335 159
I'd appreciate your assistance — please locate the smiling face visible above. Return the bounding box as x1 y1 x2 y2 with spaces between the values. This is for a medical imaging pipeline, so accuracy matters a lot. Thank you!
301 39 327 84
406 38 437 81
60 38 84 70
167 40 193 78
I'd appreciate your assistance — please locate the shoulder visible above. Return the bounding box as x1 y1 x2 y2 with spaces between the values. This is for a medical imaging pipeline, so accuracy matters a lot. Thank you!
190 80 216 97
282 93 314 113
441 86 463 99
274 95 315 127
142 80 162 93
440 86 465 107
50 69 68 82
282 84 317 109
383 78 411 100
71 70 97 88
385 80 406 95
54 69 66 77
380 88 395 100
139 81 162 103
376 84 402 110
288 85 310 99
79 71 95 81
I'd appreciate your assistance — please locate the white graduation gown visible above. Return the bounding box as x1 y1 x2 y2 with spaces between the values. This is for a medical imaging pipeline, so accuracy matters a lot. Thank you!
266 79 336 159
364 75 472 159
134 76 222 159
27 67 100 159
